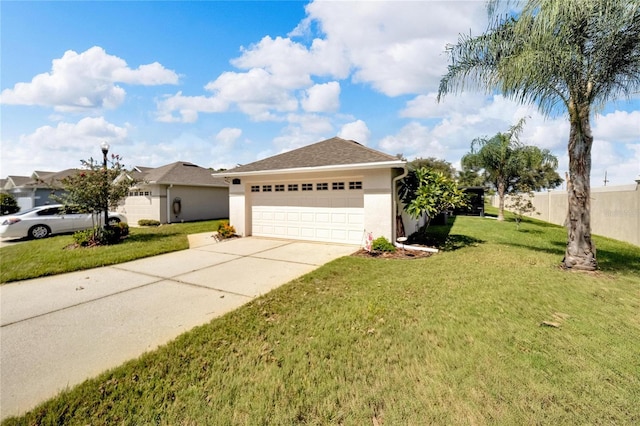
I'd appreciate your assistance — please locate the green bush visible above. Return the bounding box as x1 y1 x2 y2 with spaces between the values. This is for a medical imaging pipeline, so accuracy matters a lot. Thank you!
72 229 96 247
0 193 20 215
138 219 161 226
372 236 396 252
217 222 236 239
72 223 129 247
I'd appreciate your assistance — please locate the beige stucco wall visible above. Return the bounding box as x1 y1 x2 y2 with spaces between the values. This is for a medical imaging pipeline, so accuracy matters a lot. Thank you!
118 184 228 226
228 168 402 243
117 184 164 225
496 183 640 247
166 186 228 223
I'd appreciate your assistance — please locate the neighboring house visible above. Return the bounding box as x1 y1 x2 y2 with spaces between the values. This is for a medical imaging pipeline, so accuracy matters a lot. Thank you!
2 170 79 211
117 161 229 225
223 137 407 245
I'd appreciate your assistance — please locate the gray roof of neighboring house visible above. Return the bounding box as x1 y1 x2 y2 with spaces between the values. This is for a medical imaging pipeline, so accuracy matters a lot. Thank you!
28 169 80 187
3 171 78 190
225 137 403 174
136 162 228 187
5 176 32 188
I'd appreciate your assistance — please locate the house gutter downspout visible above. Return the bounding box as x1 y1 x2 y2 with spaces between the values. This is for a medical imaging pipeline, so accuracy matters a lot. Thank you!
167 184 173 224
392 165 408 241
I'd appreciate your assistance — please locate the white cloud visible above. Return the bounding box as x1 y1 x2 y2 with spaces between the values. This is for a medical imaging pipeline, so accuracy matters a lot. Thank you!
593 110 640 144
0 46 178 112
158 67 301 123
156 92 228 123
338 120 370 145
268 114 336 155
304 0 488 96
1 117 129 175
215 128 242 146
379 121 447 159
590 140 640 185
401 92 489 119
154 1 488 122
232 36 349 84
301 82 340 112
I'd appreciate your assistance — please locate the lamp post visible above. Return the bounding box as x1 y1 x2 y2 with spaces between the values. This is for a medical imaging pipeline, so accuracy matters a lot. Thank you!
100 141 110 228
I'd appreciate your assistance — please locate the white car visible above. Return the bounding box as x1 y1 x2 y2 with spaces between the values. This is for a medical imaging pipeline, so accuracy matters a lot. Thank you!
0 204 127 240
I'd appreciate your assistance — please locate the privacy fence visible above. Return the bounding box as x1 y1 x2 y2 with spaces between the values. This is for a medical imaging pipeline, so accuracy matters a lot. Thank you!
493 182 640 247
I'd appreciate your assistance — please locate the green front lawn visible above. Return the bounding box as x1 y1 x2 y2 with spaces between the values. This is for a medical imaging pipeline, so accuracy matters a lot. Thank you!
3 214 639 425
0 220 225 283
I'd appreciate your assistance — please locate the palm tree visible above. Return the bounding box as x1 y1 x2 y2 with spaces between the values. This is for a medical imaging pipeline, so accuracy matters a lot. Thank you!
438 0 640 271
462 119 561 221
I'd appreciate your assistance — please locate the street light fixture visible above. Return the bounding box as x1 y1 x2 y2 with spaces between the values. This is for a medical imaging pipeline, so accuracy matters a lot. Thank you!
100 142 110 228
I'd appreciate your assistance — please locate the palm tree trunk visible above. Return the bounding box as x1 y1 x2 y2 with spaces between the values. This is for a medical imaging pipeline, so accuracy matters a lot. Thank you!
563 102 597 271
497 180 506 221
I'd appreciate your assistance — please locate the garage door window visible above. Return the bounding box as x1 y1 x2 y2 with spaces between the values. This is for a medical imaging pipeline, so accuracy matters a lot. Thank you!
302 183 313 191
251 185 260 192
316 183 329 191
288 184 298 191
349 181 363 190
275 184 285 192
332 182 345 190
263 185 272 192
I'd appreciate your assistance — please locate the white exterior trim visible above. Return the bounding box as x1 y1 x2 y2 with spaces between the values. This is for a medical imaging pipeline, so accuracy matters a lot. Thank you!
228 167 404 244
223 160 405 177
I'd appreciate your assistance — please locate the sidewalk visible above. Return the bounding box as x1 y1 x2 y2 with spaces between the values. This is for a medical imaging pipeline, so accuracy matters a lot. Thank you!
0 235 356 420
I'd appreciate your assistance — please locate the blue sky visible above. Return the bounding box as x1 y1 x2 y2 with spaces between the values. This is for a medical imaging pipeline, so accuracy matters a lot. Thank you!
2 1 639 186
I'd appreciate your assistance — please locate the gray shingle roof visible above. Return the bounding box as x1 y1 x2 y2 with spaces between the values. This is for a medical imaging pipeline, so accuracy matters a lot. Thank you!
138 162 227 187
225 137 402 174
6 176 32 188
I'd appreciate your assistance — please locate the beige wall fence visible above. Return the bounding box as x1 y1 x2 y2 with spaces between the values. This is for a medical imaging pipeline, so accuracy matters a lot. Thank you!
492 182 640 247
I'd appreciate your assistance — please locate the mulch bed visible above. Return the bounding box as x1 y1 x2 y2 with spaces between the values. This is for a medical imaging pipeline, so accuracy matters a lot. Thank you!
351 248 435 259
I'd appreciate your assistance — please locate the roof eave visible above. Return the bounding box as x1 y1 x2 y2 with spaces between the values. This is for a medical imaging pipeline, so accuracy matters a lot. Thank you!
142 180 228 188
223 160 406 178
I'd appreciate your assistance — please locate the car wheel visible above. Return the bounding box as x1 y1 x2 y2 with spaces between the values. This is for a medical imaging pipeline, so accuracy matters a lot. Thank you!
107 217 121 226
29 224 51 239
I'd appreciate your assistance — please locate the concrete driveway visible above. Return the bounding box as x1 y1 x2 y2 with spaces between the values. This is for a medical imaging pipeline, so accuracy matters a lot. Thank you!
0 236 357 420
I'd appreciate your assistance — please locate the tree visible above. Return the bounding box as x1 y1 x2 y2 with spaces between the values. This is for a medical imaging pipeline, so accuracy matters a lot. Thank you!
398 158 458 211
409 157 456 179
462 119 562 221
0 193 20 215
54 154 135 242
506 187 541 230
457 165 485 188
398 167 468 236
438 0 640 270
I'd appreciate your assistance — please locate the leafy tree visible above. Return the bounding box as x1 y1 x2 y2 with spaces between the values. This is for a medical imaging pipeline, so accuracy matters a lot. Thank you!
438 0 640 270
462 119 562 221
506 187 541 230
409 157 456 179
0 193 20 215
54 154 135 243
457 165 485 188
398 158 457 209
399 167 468 236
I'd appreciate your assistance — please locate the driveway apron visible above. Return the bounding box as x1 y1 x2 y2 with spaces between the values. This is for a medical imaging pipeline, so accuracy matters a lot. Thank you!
0 236 356 420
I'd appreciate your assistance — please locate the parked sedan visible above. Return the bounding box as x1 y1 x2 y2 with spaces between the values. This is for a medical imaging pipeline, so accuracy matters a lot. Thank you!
0 204 127 240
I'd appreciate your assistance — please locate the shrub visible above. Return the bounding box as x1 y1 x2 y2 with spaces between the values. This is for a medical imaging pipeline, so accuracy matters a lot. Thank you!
0 193 20 215
138 219 161 227
72 223 128 247
372 236 396 252
217 223 236 239
73 229 96 247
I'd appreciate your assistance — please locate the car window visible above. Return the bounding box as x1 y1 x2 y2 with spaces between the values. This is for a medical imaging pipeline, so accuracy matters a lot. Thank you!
11 207 42 216
36 207 63 216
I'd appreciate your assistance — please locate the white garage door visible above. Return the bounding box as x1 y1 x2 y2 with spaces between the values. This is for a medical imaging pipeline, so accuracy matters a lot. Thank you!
250 181 364 245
